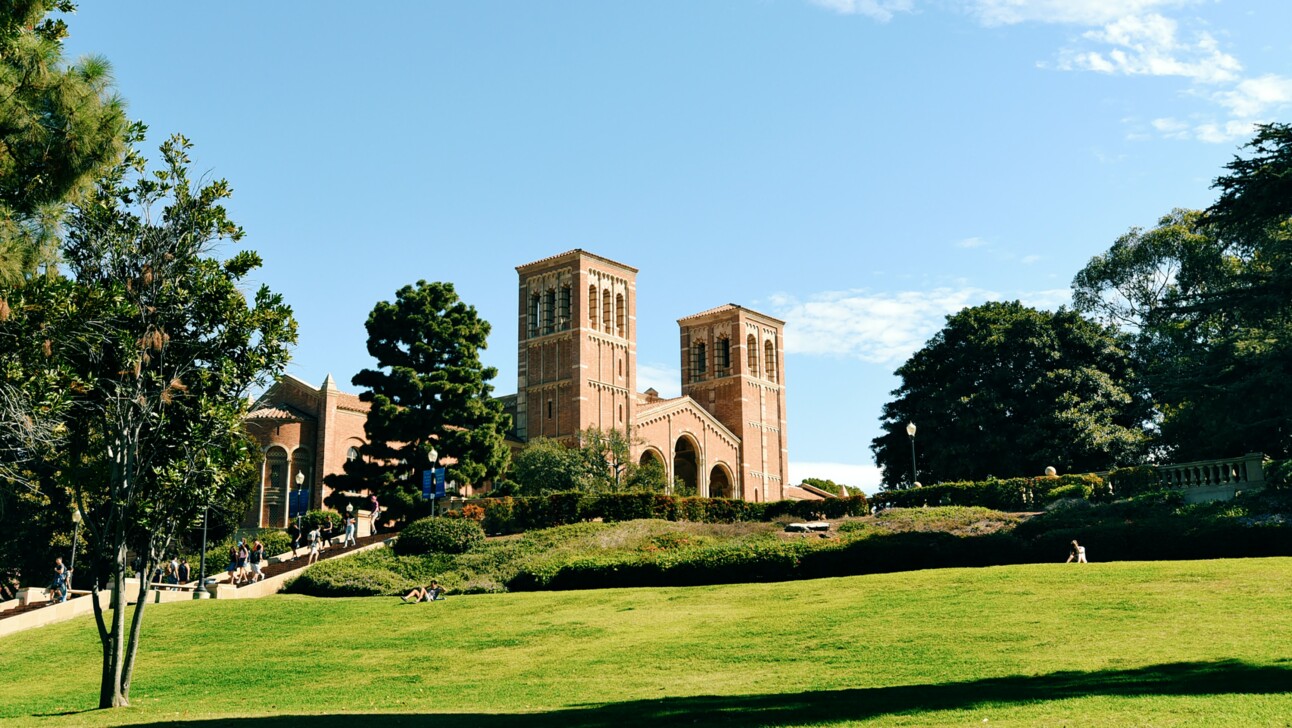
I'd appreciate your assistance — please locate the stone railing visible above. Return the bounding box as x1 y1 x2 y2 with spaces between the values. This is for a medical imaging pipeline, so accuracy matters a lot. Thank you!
1101 453 1266 504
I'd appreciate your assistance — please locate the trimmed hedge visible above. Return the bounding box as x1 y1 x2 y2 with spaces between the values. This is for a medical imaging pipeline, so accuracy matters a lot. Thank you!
869 474 1105 511
395 517 485 556
471 493 870 535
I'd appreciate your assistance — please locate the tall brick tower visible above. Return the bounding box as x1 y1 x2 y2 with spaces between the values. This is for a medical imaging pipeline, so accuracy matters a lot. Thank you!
515 250 637 443
677 305 788 502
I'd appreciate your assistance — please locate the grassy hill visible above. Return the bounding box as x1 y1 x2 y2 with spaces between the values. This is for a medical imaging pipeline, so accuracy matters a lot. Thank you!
3 557 1292 726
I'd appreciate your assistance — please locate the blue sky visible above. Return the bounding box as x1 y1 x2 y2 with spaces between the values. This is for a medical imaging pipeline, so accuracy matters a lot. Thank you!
64 1 1292 492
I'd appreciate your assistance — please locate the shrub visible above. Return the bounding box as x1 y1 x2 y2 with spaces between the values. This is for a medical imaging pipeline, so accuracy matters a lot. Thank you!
298 510 343 532
396 516 486 556
1265 460 1292 491
1044 483 1092 502
1107 466 1161 498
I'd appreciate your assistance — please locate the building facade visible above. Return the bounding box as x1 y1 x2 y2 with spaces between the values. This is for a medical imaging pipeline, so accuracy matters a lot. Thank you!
514 249 788 501
241 248 791 527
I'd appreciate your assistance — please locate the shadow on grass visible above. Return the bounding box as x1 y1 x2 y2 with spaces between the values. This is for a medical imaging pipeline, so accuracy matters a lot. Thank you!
112 659 1292 727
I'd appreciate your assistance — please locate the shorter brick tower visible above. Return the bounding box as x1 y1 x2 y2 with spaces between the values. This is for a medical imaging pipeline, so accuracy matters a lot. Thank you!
678 305 788 501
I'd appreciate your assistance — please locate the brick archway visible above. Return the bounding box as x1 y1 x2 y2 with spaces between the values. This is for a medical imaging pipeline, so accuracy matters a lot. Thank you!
674 435 700 496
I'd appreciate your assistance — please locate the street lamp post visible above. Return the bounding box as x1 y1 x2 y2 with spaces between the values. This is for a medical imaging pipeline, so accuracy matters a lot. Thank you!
70 509 82 590
194 499 211 599
427 446 439 517
906 422 918 488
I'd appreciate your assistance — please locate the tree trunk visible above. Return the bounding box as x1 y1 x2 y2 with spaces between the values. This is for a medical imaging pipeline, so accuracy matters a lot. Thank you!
98 551 129 708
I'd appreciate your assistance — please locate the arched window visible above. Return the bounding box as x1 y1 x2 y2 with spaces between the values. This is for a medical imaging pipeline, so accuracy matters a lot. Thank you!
346 446 360 462
588 285 598 327
616 293 625 338
602 290 612 333
559 285 571 330
693 341 707 380
747 334 758 377
542 288 556 335
528 293 540 339
765 339 776 383
716 337 730 376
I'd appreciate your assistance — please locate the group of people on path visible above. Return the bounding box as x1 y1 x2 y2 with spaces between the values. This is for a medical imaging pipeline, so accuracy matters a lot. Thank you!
226 538 268 585
286 513 361 566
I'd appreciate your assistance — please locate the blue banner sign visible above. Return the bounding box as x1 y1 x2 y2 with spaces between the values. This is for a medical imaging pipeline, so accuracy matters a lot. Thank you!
422 469 433 500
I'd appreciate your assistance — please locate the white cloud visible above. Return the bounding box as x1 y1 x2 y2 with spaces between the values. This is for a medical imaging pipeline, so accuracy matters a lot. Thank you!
808 0 914 22
969 0 1193 27
773 286 995 366
636 362 680 398
956 236 989 248
1020 254 1043 265
1059 16 1242 84
771 285 1072 368
789 460 884 494
1211 74 1292 118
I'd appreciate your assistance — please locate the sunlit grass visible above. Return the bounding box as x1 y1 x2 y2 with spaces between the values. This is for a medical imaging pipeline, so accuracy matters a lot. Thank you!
2 557 1291 726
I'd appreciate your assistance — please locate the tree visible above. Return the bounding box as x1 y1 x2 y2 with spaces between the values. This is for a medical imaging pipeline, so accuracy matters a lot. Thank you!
333 281 511 521
0 1 128 283
870 302 1149 488
0 132 296 708
801 477 862 497
510 437 589 495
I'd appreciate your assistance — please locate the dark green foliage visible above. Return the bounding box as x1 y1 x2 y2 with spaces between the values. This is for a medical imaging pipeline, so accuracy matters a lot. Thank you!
328 280 511 524
395 516 485 556
869 475 1104 511
1265 460 1292 491
297 510 343 532
871 302 1149 488
1104 466 1162 498
0 1 129 283
509 427 670 496
474 493 870 535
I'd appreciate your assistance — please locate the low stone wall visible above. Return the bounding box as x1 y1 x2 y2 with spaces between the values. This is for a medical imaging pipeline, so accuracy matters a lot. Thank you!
228 537 393 599
0 591 109 640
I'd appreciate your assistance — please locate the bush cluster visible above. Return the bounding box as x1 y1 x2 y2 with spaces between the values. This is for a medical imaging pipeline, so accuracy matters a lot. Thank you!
470 493 870 535
869 474 1105 511
395 517 486 556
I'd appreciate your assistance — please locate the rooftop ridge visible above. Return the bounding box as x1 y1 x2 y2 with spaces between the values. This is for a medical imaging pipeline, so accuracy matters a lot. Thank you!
516 248 639 274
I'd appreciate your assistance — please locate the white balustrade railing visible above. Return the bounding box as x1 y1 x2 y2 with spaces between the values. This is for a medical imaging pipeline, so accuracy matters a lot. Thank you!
1099 453 1265 502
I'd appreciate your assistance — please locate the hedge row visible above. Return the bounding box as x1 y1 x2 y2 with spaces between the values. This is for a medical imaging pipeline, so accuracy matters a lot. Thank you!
869 474 1107 511
454 492 870 535
507 513 1292 592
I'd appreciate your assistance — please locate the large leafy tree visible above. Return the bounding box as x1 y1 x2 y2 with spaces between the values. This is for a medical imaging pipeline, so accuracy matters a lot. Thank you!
1072 123 1292 461
871 302 1149 488
0 1 128 283
0 132 296 708
334 281 511 520
508 427 668 495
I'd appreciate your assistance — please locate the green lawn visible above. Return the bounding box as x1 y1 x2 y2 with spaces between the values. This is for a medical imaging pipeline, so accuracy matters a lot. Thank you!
3 558 1291 726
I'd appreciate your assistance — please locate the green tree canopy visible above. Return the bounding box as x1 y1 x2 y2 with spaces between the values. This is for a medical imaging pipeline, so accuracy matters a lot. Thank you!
332 281 511 519
0 132 296 708
870 301 1149 489
0 1 128 283
509 427 668 496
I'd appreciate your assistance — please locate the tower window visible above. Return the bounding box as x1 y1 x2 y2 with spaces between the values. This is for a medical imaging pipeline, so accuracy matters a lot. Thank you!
542 288 556 335
618 404 623 422
528 293 540 339
547 400 553 419
765 339 777 383
747 334 758 377
693 341 707 380
618 358 623 377
559 285 571 330
588 285 598 327
616 293 625 338
602 290 612 333
716 337 730 376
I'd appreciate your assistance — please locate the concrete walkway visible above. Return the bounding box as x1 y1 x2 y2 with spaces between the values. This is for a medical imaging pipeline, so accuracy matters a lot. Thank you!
0 534 396 639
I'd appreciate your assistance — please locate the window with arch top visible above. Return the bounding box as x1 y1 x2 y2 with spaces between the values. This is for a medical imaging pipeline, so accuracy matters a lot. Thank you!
764 339 776 383
559 285 571 330
716 337 731 376
693 341 707 381
615 293 625 337
588 285 598 327
746 334 758 377
602 289 612 333
542 288 556 335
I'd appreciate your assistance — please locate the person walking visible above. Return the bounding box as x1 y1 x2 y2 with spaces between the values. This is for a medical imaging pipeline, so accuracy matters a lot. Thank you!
343 514 357 548
288 520 302 561
368 493 380 535
307 525 321 565
226 543 240 584
49 557 70 603
178 558 191 585
320 518 333 552
236 539 250 583
249 539 265 582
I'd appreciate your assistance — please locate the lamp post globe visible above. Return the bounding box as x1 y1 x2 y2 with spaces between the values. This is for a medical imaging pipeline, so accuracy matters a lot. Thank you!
905 422 918 488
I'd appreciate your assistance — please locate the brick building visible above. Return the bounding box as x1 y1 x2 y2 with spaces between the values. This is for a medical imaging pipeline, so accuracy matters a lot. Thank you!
242 248 790 527
512 249 788 501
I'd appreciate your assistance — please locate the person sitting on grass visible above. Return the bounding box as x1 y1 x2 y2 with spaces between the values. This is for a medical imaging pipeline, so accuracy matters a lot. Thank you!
400 580 445 603
1066 539 1088 564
